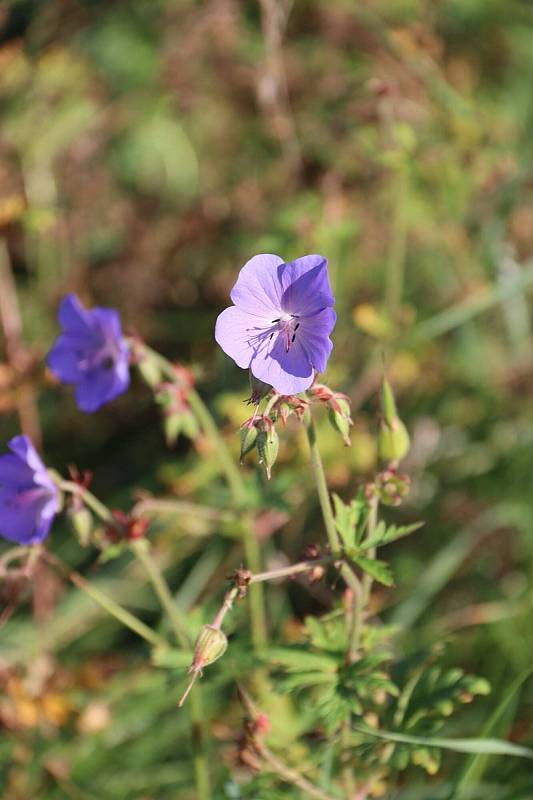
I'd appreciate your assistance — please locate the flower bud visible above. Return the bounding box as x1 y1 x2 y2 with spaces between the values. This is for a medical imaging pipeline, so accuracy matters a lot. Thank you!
381 377 398 427
257 423 279 480
190 624 228 673
137 352 163 388
378 377 410 463
328 396 353 446
373 468 411 506
68 507 93 546
240 421 258 463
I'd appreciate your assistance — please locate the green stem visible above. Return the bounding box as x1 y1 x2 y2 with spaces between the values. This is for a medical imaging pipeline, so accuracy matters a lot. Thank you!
134 341 268 650
362 497 379 608
43 552 166 649
58 480 211 799
58 480 116 524
304 411 362 798
304 413 340 555
130 540 190 648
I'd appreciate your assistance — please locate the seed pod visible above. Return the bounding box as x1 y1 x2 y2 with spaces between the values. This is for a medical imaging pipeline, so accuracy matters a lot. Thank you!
178 624 228 708
191 624 228 672
257 425 279 480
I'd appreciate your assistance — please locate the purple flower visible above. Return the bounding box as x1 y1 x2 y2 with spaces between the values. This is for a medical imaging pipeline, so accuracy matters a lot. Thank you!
0 436 60 544
47 294 130 413
215 254 336 395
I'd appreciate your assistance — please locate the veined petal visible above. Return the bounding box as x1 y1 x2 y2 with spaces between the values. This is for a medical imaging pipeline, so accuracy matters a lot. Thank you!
250 333 314 395
298 308 336 373
215 306 271 369
280 255 335 317
230 254 284 316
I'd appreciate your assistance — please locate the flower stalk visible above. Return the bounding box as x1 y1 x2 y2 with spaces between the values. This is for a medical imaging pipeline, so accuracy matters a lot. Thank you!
133 340 268 651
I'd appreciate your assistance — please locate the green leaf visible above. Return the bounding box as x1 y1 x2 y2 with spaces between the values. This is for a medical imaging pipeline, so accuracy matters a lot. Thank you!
351 555 394 587
276 671 337 692
268 646 338 672
455 668 533 793
352 725 533 759
359 521 424 551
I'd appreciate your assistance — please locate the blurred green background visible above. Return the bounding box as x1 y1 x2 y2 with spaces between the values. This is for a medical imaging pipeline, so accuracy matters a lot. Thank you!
1 0 533 797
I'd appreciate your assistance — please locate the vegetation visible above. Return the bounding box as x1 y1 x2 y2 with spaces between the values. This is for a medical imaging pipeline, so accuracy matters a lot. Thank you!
1 1 533 798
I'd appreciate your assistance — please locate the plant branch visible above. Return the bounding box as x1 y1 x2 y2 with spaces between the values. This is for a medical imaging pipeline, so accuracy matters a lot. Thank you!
132 341 268 650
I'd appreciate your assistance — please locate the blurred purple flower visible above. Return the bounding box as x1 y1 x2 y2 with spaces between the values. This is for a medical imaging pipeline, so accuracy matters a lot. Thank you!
47 294 130 413
0 436 60 544
215 254 336 394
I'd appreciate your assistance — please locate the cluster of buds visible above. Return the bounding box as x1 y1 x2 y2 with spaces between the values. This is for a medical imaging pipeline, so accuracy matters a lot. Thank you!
308 383 353 445
155 377 199 447
366 467 411 507
240 414 279 479
378 377 410 464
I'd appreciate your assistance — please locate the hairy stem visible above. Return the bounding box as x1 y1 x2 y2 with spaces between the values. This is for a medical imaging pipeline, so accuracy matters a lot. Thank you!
304 413 341 554
58 480 210 800
133 341 268 650
304 411 362 797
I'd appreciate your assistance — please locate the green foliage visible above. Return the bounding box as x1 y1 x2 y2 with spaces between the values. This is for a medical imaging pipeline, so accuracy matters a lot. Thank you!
1 0 533 796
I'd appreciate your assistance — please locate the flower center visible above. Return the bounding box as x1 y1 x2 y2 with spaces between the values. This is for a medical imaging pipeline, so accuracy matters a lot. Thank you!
270 313 300 352
245 313 300 354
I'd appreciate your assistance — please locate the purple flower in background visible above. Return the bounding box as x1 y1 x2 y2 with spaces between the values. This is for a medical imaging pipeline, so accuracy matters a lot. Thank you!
47 294 130 413
0 436 60 544
215 254 336 394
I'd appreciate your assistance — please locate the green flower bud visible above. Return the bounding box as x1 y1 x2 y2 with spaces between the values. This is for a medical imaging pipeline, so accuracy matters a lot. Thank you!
137 353 163 388
164 408 199 446
381 377 398 426
328 397 353 446
69 507 93 546
378 377 410 462
257 425 279 480
378 417 410 463
240 423 258 463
